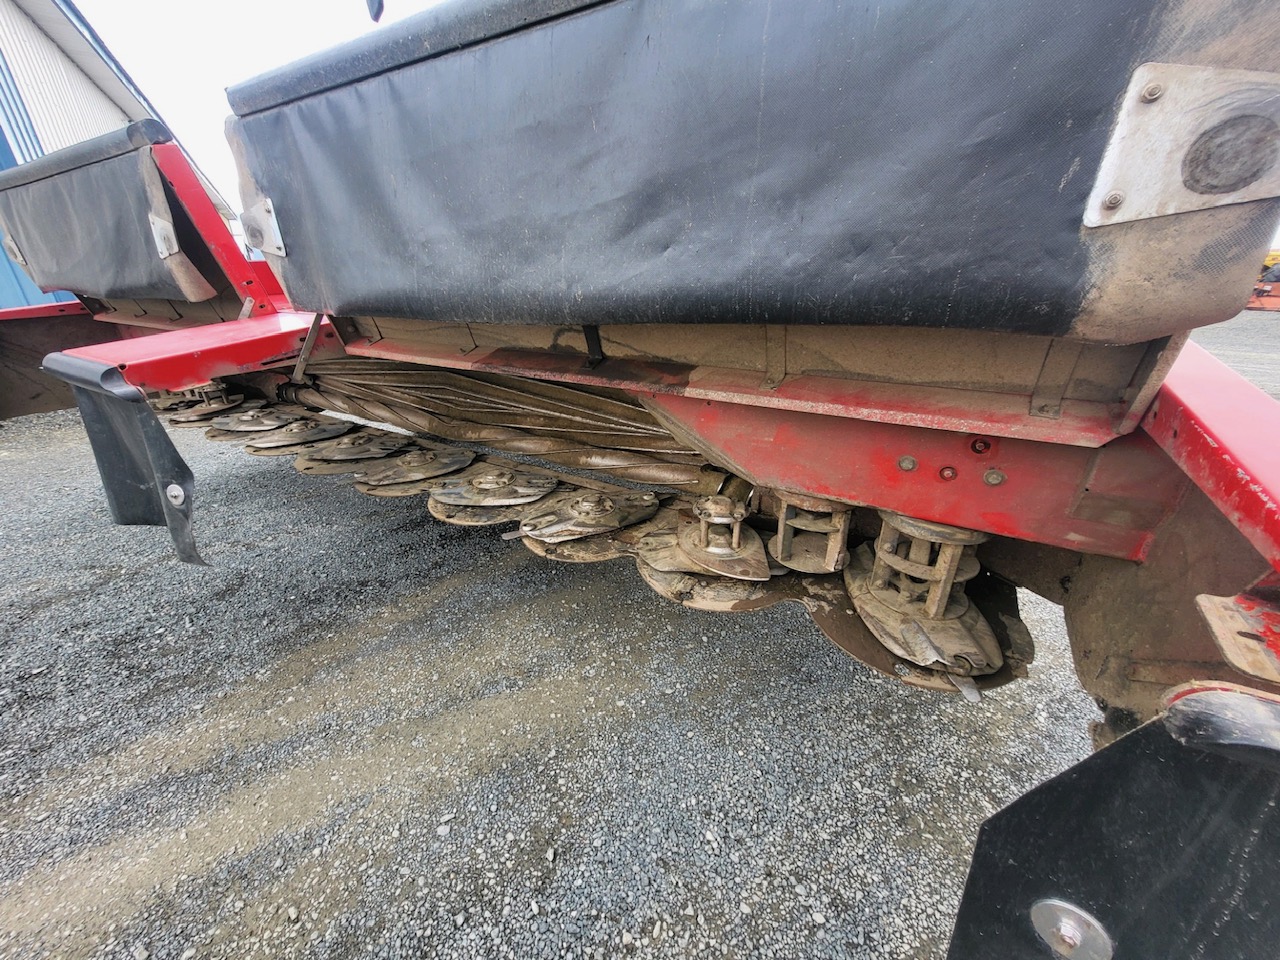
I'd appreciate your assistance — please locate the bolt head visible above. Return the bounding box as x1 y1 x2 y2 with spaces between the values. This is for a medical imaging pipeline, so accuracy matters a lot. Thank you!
164 483 186 507
1103 191 1125 210
572 493 614 518
1054 919 1083 950
970 437 991 454
983 469 1007 486
938 466 958 481
898 456 918 472
472 469 516 490
1140 82 1163 103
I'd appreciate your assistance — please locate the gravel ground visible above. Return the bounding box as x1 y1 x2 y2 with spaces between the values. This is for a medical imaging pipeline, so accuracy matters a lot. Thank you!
0 406 1095 960
1191 310 1280 399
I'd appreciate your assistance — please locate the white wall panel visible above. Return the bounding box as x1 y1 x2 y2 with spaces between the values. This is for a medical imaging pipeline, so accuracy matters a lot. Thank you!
0 0 127 155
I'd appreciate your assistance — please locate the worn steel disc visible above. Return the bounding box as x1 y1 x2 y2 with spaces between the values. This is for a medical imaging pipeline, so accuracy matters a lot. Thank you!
427 464 559 507
168 395 248 423
427 498 547 526
208 406 306 434
355 445 476 486
243 418 354 453
293 431 414 474
169 399 266 428
518 490 660 543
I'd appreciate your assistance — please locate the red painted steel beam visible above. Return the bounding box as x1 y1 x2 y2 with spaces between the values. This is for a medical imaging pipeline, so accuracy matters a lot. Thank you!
149 143 285 314
1142 342 1280 572
58 311 344 393
644 391 1186 561
342 336 1120 447
0 301 90 322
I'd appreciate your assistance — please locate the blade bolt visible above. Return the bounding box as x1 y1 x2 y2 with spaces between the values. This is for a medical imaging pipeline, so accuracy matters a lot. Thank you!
970 437 991 454
1139 82 1163 103
1103 191 1125 210
1054 919 1083 951
983 469 1007 486
898 456 918 472
165 484 186 507
938 466 958 481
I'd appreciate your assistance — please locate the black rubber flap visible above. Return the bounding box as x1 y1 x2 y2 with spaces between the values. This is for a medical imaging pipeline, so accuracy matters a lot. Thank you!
227 0 602 115
226 0 1171 333
0 119 170 190
43 352 204 565
0 130 220 302
947 689 1280 957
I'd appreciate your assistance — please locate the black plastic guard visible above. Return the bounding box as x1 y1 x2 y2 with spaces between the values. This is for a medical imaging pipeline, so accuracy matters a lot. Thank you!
43 352 204 565
947 687 1280 957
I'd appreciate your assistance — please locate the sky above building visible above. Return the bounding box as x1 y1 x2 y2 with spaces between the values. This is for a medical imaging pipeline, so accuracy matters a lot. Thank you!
71 0 439 209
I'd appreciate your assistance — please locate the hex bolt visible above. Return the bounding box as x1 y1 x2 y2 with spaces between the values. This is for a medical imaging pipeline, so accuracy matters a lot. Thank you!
165 483 186 507
898 456 918 472
1031 898 1112 960
970 437 991 454
1103 191 1125 210
1054 919 1083 952
938 466 958 481
983 469 1007 486
1140 82 1163 103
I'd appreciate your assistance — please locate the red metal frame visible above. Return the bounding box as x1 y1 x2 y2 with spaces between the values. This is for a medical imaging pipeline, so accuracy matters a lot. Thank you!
1142 342 1280 572
0 301 90 322
644 391 1184 561
53 139 1280 570
341 336 1120 447
149 143 285 314
61 312 343 393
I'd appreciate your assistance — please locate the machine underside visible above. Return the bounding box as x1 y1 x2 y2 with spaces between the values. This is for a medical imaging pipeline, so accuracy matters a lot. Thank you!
3 0 1280 952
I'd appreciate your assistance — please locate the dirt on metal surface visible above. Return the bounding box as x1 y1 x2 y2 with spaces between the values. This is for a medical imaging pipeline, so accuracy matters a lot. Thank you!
0 408 1095 960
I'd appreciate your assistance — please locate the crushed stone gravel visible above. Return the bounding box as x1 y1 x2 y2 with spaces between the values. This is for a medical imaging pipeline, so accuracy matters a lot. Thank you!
0 407 1095 959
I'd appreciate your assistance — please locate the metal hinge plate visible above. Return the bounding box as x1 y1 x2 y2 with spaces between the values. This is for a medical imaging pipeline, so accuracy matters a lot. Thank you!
242 196 287 258
1084 62 1280 228
148 214 179 260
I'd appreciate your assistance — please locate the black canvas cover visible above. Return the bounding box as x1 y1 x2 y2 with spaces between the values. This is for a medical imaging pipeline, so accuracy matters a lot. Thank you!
226 0 1280 339
0 121 223 303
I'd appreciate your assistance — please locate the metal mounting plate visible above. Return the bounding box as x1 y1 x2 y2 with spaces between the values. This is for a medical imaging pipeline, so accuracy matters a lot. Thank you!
148 214 179 259
241 196 286 257
1085 62 1280 227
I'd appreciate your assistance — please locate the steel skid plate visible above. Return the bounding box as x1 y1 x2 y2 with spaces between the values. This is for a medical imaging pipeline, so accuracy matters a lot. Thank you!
948 685 1280 958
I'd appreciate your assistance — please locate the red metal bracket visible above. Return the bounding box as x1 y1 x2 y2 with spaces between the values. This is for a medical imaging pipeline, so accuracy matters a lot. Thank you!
643 391 1185 561
1142 342 1280 572
58 311 344 393
0 301 90 322
149 142 285 314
